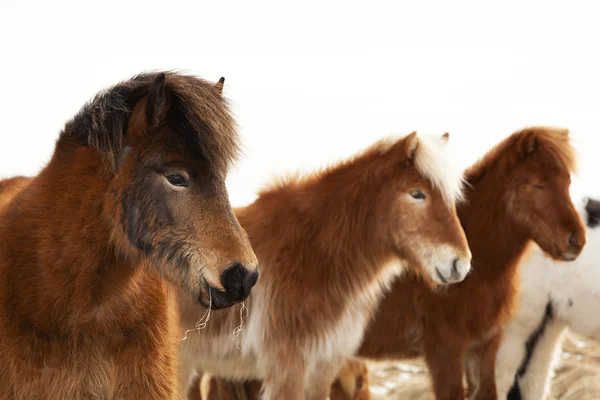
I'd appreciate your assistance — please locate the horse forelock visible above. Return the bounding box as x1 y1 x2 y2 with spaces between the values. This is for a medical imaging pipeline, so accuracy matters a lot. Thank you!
411 134 466 206
531 127 577 173
62 71 240 175
164 72 241 175
366 133 465 206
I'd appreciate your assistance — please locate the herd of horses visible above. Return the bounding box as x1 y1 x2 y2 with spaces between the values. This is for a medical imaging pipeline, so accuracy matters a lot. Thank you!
0 71 594 400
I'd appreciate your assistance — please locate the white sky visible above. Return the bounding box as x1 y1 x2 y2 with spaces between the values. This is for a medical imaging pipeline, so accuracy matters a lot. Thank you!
1 0 599 206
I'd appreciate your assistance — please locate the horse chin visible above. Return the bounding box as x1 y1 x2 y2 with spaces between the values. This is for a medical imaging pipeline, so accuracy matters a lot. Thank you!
416 270 443 291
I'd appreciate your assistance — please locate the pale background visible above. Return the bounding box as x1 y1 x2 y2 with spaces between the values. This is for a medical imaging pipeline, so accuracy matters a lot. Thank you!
1 0 599 206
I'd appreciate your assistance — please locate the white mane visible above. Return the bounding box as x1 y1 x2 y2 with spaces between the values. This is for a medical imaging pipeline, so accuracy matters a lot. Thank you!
413 133 466 205
376 132 466 205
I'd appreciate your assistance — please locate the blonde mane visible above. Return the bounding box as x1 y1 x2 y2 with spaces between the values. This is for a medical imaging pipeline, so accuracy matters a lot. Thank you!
411 134 465 205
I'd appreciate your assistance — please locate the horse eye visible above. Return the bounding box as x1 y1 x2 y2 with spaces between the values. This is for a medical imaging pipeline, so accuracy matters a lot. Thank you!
410 190 426 200
356 376 364 389
166 174 188 187
532 184 545 190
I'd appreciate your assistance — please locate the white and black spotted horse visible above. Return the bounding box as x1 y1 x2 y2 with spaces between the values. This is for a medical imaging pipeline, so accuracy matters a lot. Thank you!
495 194 600 399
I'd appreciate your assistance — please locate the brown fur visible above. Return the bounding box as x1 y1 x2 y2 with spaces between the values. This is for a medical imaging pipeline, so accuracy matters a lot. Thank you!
178 133 471 400
0 72 257 399
0 176 31 212
355 127 586 400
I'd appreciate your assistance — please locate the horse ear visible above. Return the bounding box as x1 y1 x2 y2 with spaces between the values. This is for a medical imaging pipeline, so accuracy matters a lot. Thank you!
214 77 225 94
405 131 419 161
585 198 600 228
440 133 450 147
526 134 536 154
146 73 170 130
517 130 537 158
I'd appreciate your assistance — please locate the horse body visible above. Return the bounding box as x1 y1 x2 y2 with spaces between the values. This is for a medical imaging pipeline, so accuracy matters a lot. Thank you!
0 170 178 399
179 133 472 400
496 196 600 399
355 127 585 400
0 72 257 399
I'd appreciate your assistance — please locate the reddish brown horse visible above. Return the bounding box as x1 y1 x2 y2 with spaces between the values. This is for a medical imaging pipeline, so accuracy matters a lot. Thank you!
178 132 472 400
354 127 585 400
196 127 587 400
0 72 257 399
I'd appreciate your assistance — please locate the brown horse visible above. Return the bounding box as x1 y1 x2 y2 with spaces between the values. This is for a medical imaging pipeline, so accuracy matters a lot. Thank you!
178 132 472 400
353 127 586 400
0 72 258 399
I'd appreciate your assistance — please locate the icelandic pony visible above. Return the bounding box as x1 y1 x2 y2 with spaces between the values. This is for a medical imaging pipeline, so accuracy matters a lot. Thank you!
0 72 258 399
188 359 371 400
178 132 472 400
495 196 600 399
354 127 586 400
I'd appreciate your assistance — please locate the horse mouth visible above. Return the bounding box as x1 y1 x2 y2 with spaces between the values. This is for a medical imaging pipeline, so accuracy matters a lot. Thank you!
197 279 250 310
561 251 579 261
197 280 222 309
209 287 245 310
558 244 582 261
196 287 212 309
435 267 448 284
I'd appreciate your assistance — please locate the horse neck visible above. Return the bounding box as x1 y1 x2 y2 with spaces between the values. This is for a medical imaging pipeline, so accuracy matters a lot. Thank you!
250 164 393 295
460 175 530 281
37 145 112 247
3 142 142 321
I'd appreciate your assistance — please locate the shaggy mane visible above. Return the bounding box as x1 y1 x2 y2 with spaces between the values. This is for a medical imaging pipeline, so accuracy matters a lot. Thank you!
260 133 465 205
62 71 240 173
466 126 577 183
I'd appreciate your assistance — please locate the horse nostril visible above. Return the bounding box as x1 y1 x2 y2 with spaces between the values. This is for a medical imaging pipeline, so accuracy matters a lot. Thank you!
244 268 259 292
451 258 459 275
221 262 244 294
568 234 579 249
220 262 258 302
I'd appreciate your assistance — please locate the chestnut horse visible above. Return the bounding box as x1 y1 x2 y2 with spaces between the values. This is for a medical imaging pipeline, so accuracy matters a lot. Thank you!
0 72 258 399
353 127 586 400
178 132 472 400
